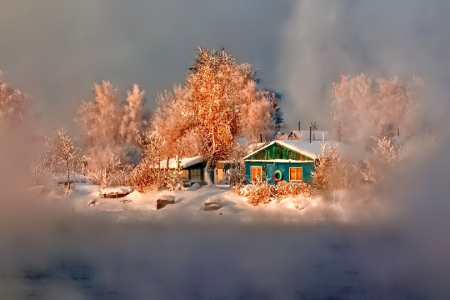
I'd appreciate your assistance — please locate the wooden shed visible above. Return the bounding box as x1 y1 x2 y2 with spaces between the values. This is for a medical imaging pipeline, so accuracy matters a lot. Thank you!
158 156 207 184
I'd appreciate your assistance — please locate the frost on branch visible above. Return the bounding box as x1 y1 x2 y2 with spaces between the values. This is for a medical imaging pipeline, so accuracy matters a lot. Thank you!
45 128 81 191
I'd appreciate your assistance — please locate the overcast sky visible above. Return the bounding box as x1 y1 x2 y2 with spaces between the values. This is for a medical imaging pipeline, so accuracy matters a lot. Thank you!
1 0 450 133
0 0 293 132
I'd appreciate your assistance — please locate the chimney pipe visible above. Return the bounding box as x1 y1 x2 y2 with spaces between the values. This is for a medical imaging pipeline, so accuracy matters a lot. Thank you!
260 133 263 143
298 121 300 132
309 126 312 143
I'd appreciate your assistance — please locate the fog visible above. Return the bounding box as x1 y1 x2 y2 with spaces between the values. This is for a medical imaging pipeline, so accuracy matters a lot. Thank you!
281 0 450 130
1 0 450 299
0 0 293 132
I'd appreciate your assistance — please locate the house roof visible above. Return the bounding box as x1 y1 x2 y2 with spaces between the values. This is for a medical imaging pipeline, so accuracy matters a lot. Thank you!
244 140 367 161
157 156 205 169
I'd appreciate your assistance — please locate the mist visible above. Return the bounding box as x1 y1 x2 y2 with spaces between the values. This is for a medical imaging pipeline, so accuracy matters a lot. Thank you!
281 0 450 130
1 0 450 299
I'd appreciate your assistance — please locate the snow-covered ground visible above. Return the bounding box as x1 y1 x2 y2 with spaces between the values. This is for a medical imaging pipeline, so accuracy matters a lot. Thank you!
45 183 386 225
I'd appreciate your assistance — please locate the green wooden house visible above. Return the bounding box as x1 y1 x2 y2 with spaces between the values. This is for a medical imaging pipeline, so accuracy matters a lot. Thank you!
243 140 365 184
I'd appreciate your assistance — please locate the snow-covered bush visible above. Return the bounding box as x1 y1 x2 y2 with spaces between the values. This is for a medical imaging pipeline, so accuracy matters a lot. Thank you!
128 159 163 193
83 146 131 188
238 181 312 206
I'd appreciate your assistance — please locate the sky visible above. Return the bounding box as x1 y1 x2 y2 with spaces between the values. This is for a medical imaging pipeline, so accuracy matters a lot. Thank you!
0 0 294 132
2 1 450 133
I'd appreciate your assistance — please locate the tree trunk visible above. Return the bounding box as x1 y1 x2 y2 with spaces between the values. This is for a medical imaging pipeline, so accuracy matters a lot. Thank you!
67 162 70 191
204 158 214 186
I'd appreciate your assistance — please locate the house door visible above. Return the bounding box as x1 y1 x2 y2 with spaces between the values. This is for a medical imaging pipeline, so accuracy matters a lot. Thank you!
250 166 262 182
267 164 275 184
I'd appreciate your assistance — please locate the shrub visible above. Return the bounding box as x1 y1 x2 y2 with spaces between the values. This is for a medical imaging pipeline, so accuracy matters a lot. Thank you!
237 181 312 206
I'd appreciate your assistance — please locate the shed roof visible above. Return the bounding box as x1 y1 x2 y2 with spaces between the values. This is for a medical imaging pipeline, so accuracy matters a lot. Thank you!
244 140 367 161
157 156 205 169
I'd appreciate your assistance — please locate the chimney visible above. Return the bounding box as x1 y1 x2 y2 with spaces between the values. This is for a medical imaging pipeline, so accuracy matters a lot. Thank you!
309 125 312 143
298 121 300 132
260 133 263 143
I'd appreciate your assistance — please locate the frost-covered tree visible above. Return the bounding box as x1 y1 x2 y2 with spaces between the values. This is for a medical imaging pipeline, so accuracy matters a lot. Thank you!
185 48 241 175
77 81 123 146
0 71 29 127
120 84 145 145
46 128 81 190
312 143 355 201
76 81 147 186
362 137 398 186
150 86 199 157
332 74 422 146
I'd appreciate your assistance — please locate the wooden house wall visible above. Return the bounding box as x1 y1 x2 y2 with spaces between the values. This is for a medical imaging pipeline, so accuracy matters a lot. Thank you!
245 161 315 184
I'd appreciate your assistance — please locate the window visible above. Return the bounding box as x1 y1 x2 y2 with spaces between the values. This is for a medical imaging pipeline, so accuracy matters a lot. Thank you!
190 168 202 182
251 166 262 182
289 167 303 181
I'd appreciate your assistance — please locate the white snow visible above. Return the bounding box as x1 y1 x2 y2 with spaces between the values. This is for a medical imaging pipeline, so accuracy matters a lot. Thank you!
36 183 386 225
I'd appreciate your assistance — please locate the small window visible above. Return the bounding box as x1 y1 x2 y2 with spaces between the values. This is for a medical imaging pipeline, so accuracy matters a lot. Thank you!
190 168 202 182
289 167 303 182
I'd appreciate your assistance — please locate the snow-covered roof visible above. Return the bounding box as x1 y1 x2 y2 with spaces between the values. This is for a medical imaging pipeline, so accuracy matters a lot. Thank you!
244 140 367 161
289 130 330 141
157 156 205 169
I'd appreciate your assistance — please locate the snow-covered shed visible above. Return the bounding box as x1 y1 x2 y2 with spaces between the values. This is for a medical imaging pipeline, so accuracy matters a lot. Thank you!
157 156 207 184
243 140 366 184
